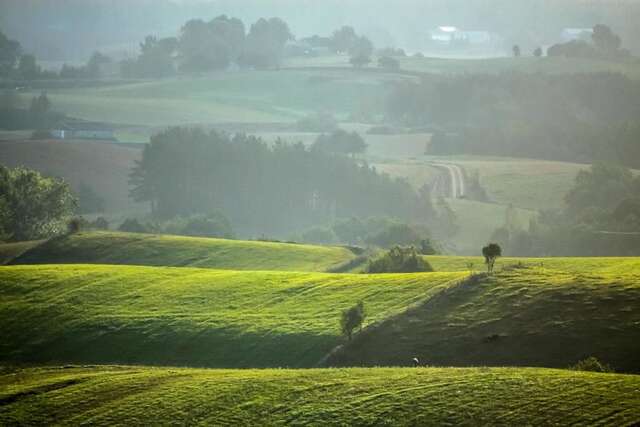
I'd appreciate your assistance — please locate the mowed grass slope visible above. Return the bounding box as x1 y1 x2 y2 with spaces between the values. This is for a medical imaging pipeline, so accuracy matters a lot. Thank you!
11 231 355 272
2 366 639 426
327 262 640 372
0 264 464 367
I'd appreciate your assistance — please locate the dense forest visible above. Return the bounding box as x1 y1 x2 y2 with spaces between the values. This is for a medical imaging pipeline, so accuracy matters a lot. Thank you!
390 72 640 168
129 128 432 236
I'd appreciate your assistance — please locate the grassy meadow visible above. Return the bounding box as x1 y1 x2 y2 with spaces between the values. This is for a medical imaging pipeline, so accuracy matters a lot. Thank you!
10 231 356 272
0 264 464 367
2 366 639 426
328 263 640 371
24 69 401 128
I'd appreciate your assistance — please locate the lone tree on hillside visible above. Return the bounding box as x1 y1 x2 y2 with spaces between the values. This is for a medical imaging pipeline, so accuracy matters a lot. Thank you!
512 45 521 57
340 301 366 341
482 243 502 273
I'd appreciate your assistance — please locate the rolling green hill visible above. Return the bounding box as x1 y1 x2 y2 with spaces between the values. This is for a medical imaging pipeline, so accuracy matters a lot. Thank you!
427 255 640 274
2 366 639 426
10 231 356 272
0 264 464 367
326 263 640 372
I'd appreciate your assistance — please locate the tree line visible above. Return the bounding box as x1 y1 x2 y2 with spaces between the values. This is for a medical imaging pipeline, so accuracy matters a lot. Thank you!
491 164 640 256
129 127 431 236
2 15 382 81
386 72 640 168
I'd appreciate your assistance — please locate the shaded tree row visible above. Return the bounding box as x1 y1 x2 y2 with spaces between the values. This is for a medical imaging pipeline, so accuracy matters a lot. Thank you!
129 128 430 235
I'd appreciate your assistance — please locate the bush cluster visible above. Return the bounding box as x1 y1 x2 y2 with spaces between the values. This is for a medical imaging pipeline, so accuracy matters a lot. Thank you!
366 246 433 274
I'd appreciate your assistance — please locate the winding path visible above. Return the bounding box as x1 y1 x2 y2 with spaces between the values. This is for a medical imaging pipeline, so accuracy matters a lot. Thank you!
428 162 466 199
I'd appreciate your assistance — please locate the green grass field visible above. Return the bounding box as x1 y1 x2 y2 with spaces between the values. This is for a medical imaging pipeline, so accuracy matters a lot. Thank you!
427 254 640 274
328 263 640 372
10 231 356 272
285 54 640 79
0 264 464 367
26 70 400 127
2 366 639 426
377 156 589 211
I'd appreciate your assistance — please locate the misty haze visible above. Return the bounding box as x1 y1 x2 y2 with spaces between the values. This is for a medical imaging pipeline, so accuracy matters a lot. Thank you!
1 1 640 425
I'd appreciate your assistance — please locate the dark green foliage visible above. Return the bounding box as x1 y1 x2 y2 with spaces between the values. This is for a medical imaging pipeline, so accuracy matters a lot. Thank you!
130 128 427 235
378 56 400 71
322 217 437 249
296 112 338 132
533 47 543 57
499 164 640 257
0 30 21 77
120 36 177 78
348 36 374 67
367 246 433 274
91 217 109 230
85 51 110 78
162 213 234 239
420 239 438 255
377 47 406 57
548 25 627 60
547 40 595 58
482 243 502 273
340 301 366 341
240 17 292 69
118 218 149 234
178 16 245 72
17 54 41 80
300 226 337 245
67 217 88 234
0 165 76 241
592 25 622 52
312 129 367 156
366 223 427 248
330 26 358 54
512 45 521 57
570 357 614 373
416 73 640 168
77 184 105 214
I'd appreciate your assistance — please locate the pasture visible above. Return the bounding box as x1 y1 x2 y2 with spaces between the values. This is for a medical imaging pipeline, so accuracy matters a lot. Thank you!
1 366 639 426
0 264 464 367
9 231 357 272
328 263 640 371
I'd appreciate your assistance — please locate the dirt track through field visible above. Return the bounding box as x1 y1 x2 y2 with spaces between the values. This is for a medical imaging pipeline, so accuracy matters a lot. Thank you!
428 162 465 198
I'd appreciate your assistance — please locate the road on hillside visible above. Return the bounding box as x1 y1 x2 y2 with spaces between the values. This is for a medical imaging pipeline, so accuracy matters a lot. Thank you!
428 162 466 199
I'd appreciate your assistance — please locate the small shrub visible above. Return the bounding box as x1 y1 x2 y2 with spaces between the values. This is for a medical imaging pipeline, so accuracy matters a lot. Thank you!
67 217 87 234
366 246 433 273
570 357 614 373
163 213 234 239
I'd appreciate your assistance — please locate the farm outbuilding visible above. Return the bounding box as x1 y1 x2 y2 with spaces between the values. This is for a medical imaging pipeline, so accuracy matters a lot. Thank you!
51 120 116 140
